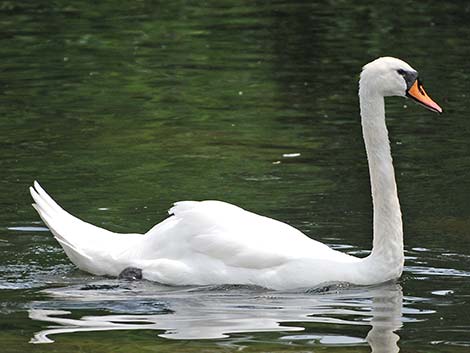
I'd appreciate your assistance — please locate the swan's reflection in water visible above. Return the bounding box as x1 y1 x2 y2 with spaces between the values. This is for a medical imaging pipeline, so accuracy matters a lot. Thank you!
29 281 409 352
366 285 402 353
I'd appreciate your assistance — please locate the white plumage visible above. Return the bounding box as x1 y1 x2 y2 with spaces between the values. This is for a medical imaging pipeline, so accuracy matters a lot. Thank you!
30 57 442 290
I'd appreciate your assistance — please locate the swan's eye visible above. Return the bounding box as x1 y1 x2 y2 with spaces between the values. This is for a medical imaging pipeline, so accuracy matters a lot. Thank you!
397 69 406 76
397 69 419 90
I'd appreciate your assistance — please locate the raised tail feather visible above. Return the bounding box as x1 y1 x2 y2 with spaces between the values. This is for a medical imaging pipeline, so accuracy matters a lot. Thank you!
30 181 142 276
30 181 93 262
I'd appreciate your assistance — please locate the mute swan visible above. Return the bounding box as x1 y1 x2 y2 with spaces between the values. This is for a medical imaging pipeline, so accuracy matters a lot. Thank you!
30 57 442 290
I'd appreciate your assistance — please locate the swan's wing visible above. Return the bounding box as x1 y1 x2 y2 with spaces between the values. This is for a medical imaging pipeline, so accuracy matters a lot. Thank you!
145 200 338 270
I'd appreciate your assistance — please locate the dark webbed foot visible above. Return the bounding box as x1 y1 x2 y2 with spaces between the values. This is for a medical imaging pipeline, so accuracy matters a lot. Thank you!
118 267 143 280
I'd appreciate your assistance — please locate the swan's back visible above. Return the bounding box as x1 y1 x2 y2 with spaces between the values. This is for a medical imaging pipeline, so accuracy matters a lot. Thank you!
146 200 336 264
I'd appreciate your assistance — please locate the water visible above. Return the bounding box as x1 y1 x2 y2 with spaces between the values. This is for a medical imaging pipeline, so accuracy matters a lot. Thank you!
1 1 470 352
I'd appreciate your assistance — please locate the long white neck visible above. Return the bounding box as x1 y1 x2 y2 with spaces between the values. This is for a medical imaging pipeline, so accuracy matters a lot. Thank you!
359 85 404 280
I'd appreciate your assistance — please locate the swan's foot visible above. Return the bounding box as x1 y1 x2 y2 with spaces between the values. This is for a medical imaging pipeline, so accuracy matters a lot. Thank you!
304 281 352 294
118 267 142 280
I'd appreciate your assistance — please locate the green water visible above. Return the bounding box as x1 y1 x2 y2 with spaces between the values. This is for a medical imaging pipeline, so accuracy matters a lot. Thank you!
1 1 470 352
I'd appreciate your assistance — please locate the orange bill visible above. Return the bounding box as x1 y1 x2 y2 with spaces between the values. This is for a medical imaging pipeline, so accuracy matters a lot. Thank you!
406 79 442 113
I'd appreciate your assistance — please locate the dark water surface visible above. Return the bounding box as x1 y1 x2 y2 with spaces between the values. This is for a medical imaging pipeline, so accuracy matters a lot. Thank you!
1 1 470 352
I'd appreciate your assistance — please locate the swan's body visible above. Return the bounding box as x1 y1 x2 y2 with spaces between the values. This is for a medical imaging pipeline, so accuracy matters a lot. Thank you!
30 57 442 290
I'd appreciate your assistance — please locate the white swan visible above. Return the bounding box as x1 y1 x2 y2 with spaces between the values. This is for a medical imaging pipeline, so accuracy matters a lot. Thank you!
30 57 442 290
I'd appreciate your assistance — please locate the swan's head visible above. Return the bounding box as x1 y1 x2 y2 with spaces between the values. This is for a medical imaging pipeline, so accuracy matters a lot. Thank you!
360 57 442 113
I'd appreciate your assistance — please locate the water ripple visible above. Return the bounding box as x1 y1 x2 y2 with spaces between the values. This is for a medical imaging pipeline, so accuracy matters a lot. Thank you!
27 281 413 351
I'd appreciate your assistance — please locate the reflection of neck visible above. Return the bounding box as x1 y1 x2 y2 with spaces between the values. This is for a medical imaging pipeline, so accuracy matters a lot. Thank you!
366 283 403 353
359 85 404 280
